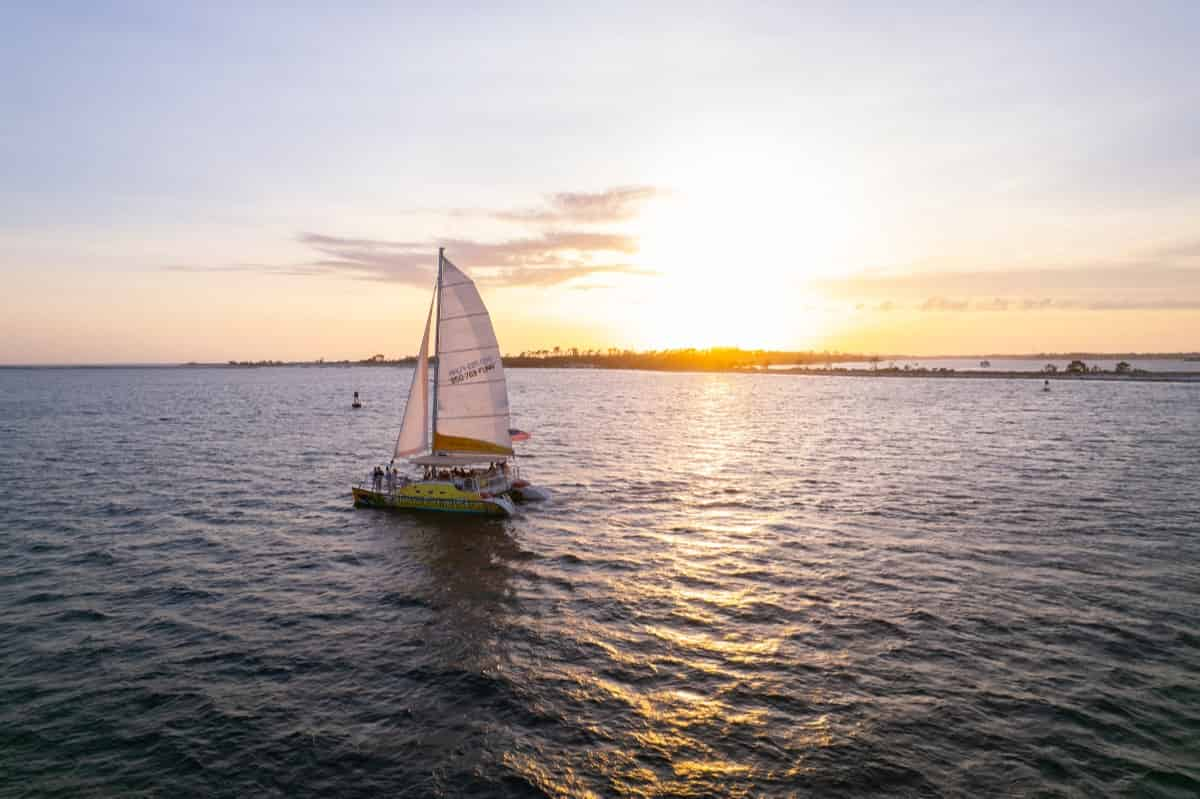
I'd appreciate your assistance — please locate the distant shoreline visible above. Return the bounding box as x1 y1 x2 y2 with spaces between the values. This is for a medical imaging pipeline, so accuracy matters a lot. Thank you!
3 351 1198 371
765 367 1200 383
3 362 1199 382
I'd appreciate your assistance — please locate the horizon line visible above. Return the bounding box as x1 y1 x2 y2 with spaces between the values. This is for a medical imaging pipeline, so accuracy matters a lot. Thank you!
4 349 1199 369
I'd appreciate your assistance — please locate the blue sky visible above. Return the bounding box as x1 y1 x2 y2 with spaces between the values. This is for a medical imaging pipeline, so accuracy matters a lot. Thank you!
3 2 1199 361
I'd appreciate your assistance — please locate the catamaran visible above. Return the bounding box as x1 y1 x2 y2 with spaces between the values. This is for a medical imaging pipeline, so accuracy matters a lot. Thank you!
352 248 541 516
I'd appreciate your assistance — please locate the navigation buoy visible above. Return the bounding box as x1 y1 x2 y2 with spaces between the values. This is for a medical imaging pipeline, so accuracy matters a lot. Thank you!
352 390 363 408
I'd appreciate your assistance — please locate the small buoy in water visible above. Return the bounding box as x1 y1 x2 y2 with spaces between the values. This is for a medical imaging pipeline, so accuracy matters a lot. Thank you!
1043 380 1050 392
352 390 363 408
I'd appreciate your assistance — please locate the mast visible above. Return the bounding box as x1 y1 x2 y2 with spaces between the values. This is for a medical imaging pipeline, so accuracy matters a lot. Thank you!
430 247 444 452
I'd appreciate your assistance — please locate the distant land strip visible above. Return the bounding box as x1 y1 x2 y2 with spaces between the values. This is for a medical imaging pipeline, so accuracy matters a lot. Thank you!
192 355 1200 382
197 348 1200 369
167 348 1200 381
5 349 1199 380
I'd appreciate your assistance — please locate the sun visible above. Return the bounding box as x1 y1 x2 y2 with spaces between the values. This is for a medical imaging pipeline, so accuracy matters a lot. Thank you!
628 165 857 350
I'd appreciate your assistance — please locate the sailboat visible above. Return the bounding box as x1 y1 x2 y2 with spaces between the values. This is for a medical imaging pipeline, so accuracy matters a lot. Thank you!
352 248 538 516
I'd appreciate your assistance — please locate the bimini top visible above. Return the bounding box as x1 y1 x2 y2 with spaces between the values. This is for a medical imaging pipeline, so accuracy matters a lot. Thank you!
409 453 508 467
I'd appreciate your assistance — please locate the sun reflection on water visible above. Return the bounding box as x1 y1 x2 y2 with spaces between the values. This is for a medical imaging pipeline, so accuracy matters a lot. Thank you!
475 372 889 794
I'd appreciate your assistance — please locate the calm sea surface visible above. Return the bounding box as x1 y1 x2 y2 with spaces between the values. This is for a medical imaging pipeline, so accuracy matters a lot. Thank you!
1 367 1198 798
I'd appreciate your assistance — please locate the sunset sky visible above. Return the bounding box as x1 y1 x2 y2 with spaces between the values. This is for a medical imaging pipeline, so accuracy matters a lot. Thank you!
2 2 1199 363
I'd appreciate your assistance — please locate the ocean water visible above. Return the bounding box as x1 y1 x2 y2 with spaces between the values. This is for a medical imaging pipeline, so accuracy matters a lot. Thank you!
1 366 1198 798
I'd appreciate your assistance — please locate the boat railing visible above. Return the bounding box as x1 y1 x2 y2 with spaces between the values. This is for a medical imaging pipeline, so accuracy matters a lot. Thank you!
361 473 414 494
361 466 511 495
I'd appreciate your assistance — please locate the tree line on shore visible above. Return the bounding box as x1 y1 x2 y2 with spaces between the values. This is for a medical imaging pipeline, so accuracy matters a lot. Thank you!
218 348 870 370
504 348 864 371
210 349 1197 371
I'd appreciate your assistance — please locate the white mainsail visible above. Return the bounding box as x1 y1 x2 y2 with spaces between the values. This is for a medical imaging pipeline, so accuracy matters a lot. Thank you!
432 257 513 456
393 299 433 458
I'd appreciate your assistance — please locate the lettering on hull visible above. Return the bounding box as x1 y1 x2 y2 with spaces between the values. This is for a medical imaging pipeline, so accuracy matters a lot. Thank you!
353 489 508 516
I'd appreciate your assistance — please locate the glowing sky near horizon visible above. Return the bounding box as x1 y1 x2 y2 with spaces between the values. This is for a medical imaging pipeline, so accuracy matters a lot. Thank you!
2 2 1199 363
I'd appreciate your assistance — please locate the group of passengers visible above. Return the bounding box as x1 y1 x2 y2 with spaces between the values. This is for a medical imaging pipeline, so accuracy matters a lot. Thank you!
371 461 407 493
419 462 509 482
371 460 510 493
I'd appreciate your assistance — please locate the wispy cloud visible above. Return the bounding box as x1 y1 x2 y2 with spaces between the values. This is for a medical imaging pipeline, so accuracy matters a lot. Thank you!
818 263 1200 315
1152 238 1200 260
489 185 660 224
920 296 970 311
489 262 655 287
1083 298 1200 310
895 295 1200 312
300 233 429 284
819 265 1200 298
170 186 661 288
290 230 647 286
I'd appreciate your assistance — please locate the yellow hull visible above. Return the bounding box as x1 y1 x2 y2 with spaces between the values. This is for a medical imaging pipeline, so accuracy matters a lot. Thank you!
352 481 514 516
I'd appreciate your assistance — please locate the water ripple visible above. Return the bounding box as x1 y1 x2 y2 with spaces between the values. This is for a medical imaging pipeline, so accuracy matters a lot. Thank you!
1 367 1198 796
